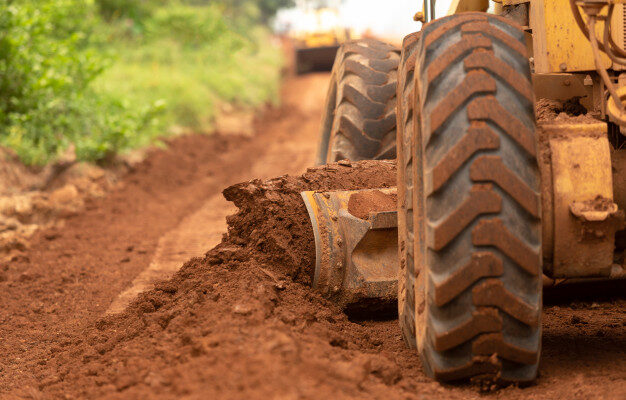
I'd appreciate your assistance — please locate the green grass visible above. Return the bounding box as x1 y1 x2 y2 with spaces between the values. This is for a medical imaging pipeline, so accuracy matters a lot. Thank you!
0 1 284 165
93 26 283 138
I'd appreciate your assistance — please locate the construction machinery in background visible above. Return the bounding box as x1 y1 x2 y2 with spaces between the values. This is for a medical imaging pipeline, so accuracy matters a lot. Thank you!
306 0 626 384
290 3 352 74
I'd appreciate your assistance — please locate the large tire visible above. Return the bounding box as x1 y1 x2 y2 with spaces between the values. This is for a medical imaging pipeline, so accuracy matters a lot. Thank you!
398 13 542 382
397 31 420 349
316 39 400 164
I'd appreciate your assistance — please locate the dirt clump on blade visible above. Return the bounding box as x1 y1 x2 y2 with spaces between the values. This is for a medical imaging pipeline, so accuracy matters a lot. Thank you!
34 160 432 400
348 190 397 220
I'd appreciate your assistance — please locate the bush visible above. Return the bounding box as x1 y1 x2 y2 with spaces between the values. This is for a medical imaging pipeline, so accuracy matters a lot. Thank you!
214 0 295 23
0 1 100 122
95 0 162 22
145 4 244 49
0 0 161 164
0 1 283 165
94 6 282 134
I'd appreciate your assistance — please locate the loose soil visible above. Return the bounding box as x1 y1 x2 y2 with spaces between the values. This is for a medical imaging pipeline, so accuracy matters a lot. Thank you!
0 75 624 400
536 98 598 124
0 147 125 263
347 189 398 220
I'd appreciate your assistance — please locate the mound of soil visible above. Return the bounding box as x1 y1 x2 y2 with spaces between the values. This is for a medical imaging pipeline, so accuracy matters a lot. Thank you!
223 160 396 284
31 160 414 399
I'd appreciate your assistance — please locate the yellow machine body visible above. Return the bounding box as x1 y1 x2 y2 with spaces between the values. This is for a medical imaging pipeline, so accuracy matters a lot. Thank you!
539 122 623 277
291 8 349 48
299 32 340 48
291 7 351 73
530 0 619 73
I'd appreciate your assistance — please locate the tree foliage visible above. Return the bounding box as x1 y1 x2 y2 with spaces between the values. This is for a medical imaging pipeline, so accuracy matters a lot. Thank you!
254 0 296 21
95 0 295 24
0 0 160 164
0 0 283 165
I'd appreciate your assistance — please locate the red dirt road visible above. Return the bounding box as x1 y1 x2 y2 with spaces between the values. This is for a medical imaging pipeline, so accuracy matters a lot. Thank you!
0 73 625 399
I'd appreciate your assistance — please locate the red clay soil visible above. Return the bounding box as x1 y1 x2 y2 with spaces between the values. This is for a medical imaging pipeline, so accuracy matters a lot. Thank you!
3 160 625 400
0 75 624 399
0 70 327 398
27 161 400 400
347 189 397 220
0 133 266 396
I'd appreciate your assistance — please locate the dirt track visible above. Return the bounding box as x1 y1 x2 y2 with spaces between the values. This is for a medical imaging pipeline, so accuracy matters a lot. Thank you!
0 73 624 399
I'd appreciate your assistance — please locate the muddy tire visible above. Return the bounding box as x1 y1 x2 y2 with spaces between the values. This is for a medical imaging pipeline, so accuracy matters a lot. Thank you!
399 13 542 382
316 39 400 164
397 31 420 349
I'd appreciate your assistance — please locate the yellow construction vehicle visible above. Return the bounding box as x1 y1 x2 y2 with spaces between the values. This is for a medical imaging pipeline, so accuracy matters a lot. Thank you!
307 0 626 383
291 6 352 74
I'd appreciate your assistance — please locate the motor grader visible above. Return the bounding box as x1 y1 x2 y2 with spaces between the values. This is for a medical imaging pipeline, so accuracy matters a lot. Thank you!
303 0 626 383
291 6 352 74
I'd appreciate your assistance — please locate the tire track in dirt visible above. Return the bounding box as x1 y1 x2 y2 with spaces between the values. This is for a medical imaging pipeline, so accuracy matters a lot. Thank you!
0 72 329 394
105 195 235 315
105 73 328 315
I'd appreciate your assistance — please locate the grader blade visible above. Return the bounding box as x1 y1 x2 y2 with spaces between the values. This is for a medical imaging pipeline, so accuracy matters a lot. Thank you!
301 188 398 314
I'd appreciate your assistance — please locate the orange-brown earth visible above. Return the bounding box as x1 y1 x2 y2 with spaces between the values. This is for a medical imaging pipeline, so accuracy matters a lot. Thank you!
0 72 624 400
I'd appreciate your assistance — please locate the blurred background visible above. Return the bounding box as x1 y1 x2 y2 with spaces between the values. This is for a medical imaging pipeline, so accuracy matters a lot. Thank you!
0 0 450 167
276 0 451 43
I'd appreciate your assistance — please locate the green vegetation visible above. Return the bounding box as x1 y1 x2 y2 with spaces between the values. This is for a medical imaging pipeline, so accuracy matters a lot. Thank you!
0 0 288 165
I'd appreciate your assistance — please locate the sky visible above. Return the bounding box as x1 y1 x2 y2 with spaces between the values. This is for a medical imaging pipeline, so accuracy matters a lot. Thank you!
276 0 454 41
